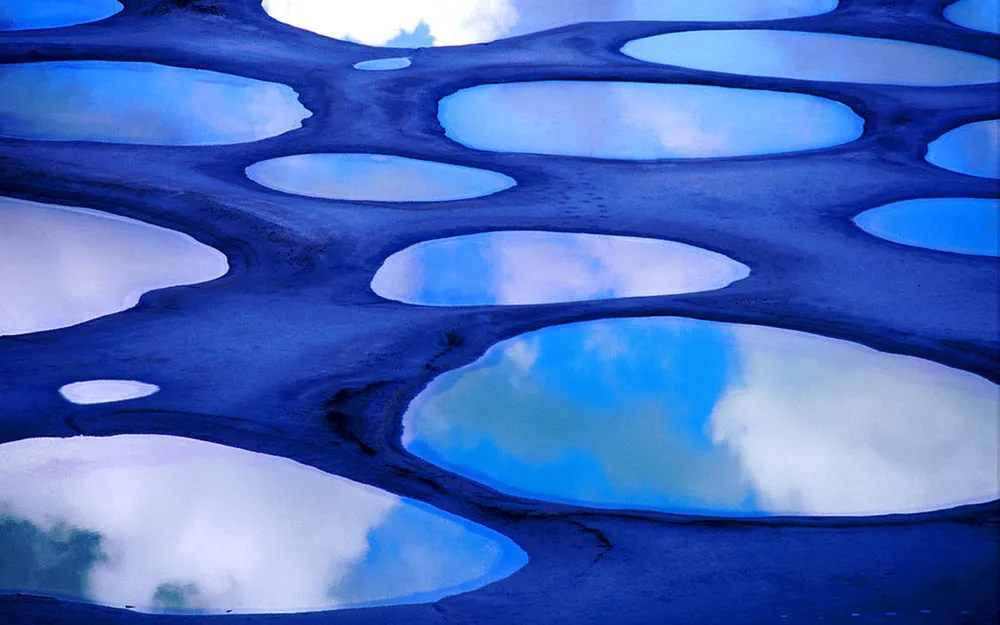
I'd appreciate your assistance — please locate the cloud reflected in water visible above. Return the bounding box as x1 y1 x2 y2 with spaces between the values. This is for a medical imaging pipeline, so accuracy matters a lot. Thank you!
0 0 122 31
926 119 1000 180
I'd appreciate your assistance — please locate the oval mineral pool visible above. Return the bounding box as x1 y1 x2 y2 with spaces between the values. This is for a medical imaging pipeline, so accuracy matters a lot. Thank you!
0 435 526 614
353 57 411 71
621 30 1000 86
854 198 999 256
926 119 1000 179
945 0 999 34
246 154 516 202
371 231 749 305
0 61 310 145
0 0 122 31
260 0 838 47
438 81 863 160
58 380 161 405
403 317 999 516
0 197 229 336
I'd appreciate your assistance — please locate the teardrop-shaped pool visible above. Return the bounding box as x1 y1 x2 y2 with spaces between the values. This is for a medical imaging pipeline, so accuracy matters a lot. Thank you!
0 0 122 31
246 154 516 202
58 380 161 405
0 435 526 613
438 81 863 159
0 61 310 145
403 317 999 516
621 30 1000 86
354 57 411 71
945 0 999 34
261 0 839 47
0 197 229 336
371 231 749 305
926 119 1000 179
854 198 999 256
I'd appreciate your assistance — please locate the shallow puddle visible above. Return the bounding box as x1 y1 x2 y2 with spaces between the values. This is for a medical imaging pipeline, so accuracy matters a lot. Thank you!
0 435 526 613
622 30 1000 85
926 119 1000 179
0 0 122 30
260 0 838 47
246 153 516 202
371 231 749 305
438 81 863 159
353 57 411 70
403 317 998 516
0 61 310 145
58 380 161 405
0 197 228 336
945 0 999 34
854 198 999 256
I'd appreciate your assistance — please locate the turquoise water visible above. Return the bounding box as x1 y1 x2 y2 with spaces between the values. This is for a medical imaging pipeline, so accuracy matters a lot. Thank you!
439 81 863 160
403 317 999 517
926 119 1000 179
622 30 1000 86
854 198 999 256
0 435 527 614
0 0 122 31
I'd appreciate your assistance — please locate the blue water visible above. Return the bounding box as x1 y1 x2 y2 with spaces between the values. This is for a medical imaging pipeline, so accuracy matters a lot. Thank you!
926 119 1000 179
353 57 411 71
403 317 999 516
261 0 839 47
246 153 516 202
0 61 310 145
854 198 999 256
0 0 122 31
622 30 1000 86
438 81 863 160
0 435 526 614
945 0 1000 34
371 231 749 305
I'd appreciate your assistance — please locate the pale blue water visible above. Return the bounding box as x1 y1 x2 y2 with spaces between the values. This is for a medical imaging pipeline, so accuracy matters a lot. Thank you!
438 81 863 160
403 317 999 516
371 231 749 305
926 119 1000 179
0 435 526 614
622 30 1000 86
354 57 411 71
945 0 1000 34
0 0 122 31
261 0 839 47
854 198 999 256
0 61 310 145
246 153 516 202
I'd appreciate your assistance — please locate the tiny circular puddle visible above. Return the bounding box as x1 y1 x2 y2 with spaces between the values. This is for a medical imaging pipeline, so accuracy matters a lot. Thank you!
371 231 749 305
0 435 527 614
0 0 122 31
945 0 999 34
0 61 310 145
438 81 863 159
353 57 411 71
246 153 516 202
58 380 161 405
403 317 999 517
854 198 999 257
0 196 229 337
621 30 1000 86
260 0 838 47
926 119 1000 179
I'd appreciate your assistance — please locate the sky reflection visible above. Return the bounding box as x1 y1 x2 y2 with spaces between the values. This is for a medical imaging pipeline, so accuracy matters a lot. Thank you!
0 61 310 145
246 153 516 202
261 0 838 47
0 0 122 31
622 30 1000 86
58 380 161 405
945 0 1000 34
926 119 1000 179
0 435 526 614
0 197 228 337
371 231 750 306
403 317 999 516
439 81 863 160
854 198 999 257
353 57 411 70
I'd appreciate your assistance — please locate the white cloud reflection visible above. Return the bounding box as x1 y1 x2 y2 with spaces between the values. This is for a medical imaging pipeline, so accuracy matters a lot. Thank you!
0 435 525 613
371 230 749 306
0 197 229 336
58 380 161 405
